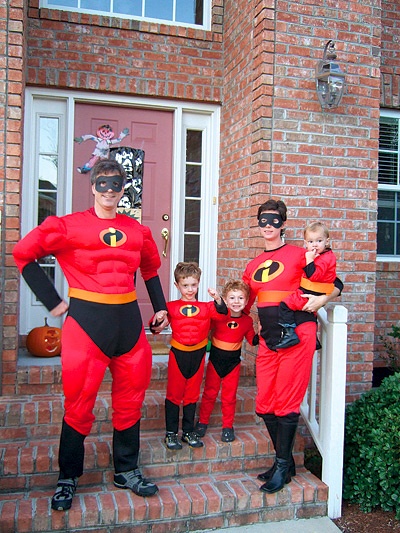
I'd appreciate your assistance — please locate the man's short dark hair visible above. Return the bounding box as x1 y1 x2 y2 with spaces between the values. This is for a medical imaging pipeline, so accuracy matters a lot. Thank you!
90 160 127 185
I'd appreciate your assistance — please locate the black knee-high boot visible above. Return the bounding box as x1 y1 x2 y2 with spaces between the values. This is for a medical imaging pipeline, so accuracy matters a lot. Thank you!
257 412 296 482
165 399 180 434
182 403 197 433
113 420 140 474
58 419 86 479
260 412 299 493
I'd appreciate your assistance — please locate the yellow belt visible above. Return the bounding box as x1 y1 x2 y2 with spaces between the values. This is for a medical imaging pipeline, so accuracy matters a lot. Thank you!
68 288 137 304
211 338 242 351
258 290 293 303
170 338 208 352
300 278 334 294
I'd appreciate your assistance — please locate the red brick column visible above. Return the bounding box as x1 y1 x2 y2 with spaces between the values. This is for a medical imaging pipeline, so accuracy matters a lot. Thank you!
0 0 25 394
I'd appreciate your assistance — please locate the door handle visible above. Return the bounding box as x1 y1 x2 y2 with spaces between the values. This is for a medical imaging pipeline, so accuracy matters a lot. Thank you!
161 228 169 257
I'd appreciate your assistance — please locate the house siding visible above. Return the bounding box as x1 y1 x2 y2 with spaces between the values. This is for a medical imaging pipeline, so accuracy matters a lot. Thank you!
1 0 399 401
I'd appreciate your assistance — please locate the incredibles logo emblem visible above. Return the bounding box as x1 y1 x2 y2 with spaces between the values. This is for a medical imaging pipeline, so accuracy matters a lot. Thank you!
99 227 127 247
252 259 284 283
227 321 239 329
180 304 200 318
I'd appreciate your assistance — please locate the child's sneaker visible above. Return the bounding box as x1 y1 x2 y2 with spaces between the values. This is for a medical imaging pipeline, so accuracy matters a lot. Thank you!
194 422 208 437
51 477 78 511
164 432 183 450
113 468 158 497
181 431 204 448
221 427 235 442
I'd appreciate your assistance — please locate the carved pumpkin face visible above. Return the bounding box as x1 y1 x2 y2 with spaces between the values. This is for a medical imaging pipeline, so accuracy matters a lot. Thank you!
26 318 62 357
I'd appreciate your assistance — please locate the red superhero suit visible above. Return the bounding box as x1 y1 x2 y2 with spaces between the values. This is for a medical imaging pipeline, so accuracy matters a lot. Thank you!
165 299 227 435
243 243 318 417
280 248 337 316
198 312 258 429
13 207 166 479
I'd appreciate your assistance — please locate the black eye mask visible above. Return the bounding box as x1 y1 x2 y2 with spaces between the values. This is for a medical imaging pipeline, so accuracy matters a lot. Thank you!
258 213 284 228
95 175 124 193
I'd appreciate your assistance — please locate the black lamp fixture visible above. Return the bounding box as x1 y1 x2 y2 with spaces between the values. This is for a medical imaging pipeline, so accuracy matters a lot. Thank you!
315 40 346 109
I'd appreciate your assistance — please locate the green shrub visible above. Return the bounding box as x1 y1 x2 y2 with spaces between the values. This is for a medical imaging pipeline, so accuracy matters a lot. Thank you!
343 373 400 519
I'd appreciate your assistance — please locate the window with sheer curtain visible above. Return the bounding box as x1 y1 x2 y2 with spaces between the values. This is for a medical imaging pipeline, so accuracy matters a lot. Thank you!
41 0 209 28
378 112 400 257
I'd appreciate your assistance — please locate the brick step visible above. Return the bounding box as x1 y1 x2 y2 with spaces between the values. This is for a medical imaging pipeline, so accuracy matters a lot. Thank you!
15 358 256 395
0 468 328 533
0 425 305 493
0 386 259 440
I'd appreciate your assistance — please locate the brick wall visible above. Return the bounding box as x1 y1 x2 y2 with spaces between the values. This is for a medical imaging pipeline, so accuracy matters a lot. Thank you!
26 0 224 103
0 0 26 394
375 0 400 365
218 0 382 402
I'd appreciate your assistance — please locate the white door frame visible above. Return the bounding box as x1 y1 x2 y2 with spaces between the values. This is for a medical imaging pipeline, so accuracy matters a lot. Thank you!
20 88 221 334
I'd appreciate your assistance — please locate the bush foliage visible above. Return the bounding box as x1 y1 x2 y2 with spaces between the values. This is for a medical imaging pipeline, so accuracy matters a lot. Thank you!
343 373 400 519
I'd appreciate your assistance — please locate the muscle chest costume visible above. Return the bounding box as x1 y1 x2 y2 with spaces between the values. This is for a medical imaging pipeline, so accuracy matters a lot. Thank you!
242 243 318 416
198 312 258 429
164 299 227 434
13 208 166 478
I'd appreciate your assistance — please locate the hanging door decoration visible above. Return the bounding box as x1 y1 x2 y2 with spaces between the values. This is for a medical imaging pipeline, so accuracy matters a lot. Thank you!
110 146 145 222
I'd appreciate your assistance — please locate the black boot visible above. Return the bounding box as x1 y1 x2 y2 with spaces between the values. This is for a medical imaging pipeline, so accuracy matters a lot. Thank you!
260 413 299 493
182 402 197 434
113 421 140 473
257 413 296 482
275 324 300 349
165 399 180 434
52 419 85 511
58 419 86 479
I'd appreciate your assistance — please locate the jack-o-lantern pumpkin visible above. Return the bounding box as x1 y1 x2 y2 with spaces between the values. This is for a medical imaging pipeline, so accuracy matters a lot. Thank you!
26 318 62 357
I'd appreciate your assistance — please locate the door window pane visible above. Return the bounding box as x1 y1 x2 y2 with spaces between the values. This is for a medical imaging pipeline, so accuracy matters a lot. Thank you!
37 116 59 285
184 235 200 263
184 129 202 263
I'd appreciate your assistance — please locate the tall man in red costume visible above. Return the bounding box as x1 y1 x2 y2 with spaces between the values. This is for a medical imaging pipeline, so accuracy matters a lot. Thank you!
13 160 168 511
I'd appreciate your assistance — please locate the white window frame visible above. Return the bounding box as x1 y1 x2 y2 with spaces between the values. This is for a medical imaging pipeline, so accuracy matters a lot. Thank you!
40 0 212 31
377 109 400 262
20 88 220 334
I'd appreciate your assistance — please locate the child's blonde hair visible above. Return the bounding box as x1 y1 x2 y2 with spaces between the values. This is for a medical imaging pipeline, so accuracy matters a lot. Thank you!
221 279 250 300
174 262 202 282
304 221 330 239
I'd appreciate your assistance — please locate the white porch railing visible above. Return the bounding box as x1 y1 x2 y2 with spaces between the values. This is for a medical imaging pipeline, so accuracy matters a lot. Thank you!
300 304 348 519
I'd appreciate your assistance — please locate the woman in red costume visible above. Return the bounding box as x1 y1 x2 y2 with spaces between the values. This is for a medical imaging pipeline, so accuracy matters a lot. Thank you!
13 160 168 511
242 199 342 494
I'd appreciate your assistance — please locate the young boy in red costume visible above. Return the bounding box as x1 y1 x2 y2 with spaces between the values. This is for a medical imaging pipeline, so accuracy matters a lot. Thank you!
160 262 227 450
195 280 259 443
275 222 337 349
13 160 168 511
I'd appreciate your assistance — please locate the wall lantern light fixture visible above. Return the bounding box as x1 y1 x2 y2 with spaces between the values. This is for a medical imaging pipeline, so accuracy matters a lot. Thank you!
315 40 346 109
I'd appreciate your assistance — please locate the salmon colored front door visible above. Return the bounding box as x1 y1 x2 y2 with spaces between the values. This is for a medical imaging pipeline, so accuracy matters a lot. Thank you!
73 103 173 325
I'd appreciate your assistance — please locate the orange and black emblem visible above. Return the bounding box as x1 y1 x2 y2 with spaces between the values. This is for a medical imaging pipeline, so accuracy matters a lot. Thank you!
99 227 127 247
180 304 200 317
252 259 284 283
227 321 239 329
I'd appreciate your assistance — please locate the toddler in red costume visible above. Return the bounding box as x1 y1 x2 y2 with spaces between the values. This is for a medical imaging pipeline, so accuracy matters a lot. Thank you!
195 280 259 443
161 262 227 450
275 221 337 349
13 160 168 511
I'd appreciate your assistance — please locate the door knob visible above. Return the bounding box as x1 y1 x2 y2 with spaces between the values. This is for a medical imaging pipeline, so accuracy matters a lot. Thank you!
161 227 169 257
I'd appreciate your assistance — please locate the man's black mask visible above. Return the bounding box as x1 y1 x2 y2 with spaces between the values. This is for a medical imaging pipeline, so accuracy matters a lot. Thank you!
258 213 284 228
95 175 124 193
